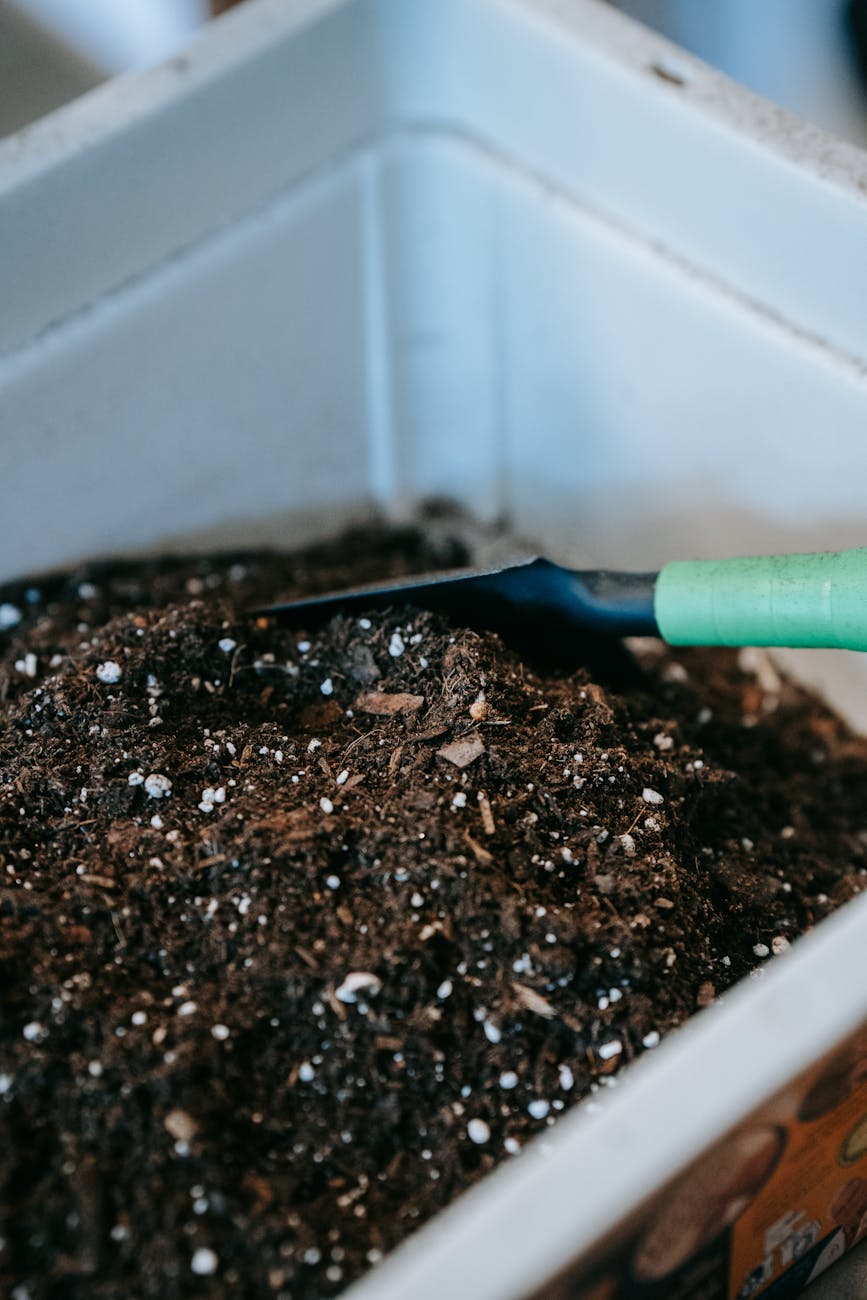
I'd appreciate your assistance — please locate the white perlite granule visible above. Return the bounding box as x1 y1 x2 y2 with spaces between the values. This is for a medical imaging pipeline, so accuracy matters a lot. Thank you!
190 1247 218 1276
144 773 172 799
467 1118 491 1145
0 603 22 631
335 972 382 1004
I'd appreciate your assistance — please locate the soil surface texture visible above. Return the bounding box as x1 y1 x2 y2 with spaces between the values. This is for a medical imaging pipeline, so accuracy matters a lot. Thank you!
1 521 866 1299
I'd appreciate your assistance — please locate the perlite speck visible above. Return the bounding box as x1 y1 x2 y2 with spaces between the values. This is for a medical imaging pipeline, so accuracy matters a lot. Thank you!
0 603 22 630
95 661 122 684
467 1118 491 1145
190 1248 218 1276
336 972 382 1004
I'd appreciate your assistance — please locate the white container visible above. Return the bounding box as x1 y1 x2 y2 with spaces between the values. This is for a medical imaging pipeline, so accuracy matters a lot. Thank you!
3 1 867 1296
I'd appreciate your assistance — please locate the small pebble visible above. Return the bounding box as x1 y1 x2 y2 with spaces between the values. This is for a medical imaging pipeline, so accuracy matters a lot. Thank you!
528 1099 550 1120
164 1109 198 1142
642 788 664 805
320 678 334 696
753 943 770 958
771 935 791 956
211 1024 230 1041
388 631 405 657
95 661 122 685
598 1039 622 1061
499 1071 518 1090
469 694 489 722
144 773 172 799
218 638 236 654
642 1031 661 1049
320 797 334 815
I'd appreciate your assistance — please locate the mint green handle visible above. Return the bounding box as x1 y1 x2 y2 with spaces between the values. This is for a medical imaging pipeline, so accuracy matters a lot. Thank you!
654 548 867 650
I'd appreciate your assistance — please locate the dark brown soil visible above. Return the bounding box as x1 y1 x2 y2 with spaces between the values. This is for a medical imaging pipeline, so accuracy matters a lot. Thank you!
1 521 866 1300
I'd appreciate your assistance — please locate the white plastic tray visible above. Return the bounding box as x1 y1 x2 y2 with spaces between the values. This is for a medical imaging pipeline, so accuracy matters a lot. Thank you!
3 1 867 1296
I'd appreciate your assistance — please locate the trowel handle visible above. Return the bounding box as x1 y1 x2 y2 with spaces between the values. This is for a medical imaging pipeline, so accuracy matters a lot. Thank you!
655 547 867 651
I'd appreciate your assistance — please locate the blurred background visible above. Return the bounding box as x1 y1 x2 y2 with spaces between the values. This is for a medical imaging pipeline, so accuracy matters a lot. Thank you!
0 0 232 137
6 0 867 147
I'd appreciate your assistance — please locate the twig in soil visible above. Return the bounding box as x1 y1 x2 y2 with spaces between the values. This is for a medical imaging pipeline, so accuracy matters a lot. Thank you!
228 644 244 689
340 728 386 761
464 832 493 865
477 791 496 836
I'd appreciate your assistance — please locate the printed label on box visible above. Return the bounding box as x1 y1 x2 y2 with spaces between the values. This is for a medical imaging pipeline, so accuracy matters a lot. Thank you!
533 1024 867 1299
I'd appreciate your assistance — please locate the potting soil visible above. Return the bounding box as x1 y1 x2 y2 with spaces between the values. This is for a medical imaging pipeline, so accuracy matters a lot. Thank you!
1 521 866 1298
